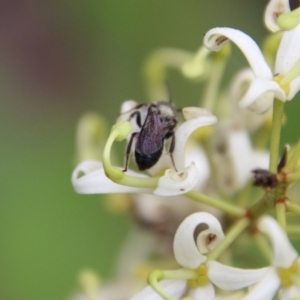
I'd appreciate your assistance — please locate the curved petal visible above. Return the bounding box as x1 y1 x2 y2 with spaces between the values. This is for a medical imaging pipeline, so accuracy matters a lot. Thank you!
120 100 138 114
257 216 298 268
207 261 270 290
229 68 268 131
72 160 152 194
189 284 215 300
172 107 217 170
264 0 290 32
243 268 280 300
242 94 274 114
230 68 255 104
203 27 272 78
288 75 300 99
276 23 300 75
211 124 254 195
239 78 286 112
173 212 224 269
227 129 253 190
129 280 187 300
153 163 199 196
185 143 210 191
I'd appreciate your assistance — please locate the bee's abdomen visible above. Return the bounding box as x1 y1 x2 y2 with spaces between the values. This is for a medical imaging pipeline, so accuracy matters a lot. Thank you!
135 148 163 171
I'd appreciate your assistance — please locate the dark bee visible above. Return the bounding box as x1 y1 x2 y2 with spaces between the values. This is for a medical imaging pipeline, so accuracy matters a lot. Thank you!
122 99 179 172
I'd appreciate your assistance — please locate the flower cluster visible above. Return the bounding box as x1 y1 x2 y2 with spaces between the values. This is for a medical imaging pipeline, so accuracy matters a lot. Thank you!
70 0 300 299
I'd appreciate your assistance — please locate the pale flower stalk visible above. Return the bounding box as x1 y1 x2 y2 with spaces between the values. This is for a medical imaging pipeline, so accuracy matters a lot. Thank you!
130 212 269 300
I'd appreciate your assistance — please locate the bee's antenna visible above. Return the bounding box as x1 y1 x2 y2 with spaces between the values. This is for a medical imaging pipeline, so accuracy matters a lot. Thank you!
165 80 173 103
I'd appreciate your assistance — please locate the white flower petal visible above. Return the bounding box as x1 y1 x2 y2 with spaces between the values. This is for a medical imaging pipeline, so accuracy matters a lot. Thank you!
117 100 149 137
244 93 275 114
239 78 286 112
72 160 152 194
204 27 272 78
258 216 298 268
229 68 269 131
211 125 254 194
264 0 290 32
120 100 138 115
215 291 246 300
173 212 224 269
129 279 187 300
279 285 300 300
288 75 300 99
189 284 215 300
173 107 217 170
244 268 280 300
207 261 270 290
185 143 210 190
275 23 300 75
252 150 270 170
230 68 255 105
153 163 199 196
228 130 253 188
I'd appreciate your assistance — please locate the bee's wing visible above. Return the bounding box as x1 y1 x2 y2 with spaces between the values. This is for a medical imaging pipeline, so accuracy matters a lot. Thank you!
138 112 164 155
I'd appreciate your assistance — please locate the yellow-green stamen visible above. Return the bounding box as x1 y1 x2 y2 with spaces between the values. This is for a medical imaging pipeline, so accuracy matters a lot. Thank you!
277 261 299 288
277 7 300 30
187 265 209 288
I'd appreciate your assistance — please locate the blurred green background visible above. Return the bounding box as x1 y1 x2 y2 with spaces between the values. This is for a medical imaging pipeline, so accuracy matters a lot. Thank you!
1 1 300 299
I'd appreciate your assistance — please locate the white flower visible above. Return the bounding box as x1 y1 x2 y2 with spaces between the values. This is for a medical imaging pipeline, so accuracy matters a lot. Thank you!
72 103 217 197
203 26 300 113
244 215 300 300
210 122 269 195
130 212 269 300
229 68 272 132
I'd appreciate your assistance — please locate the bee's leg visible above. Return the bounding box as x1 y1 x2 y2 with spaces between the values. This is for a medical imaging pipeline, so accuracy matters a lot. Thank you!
167 131 177 172
123 132 139 172
129 111 142 128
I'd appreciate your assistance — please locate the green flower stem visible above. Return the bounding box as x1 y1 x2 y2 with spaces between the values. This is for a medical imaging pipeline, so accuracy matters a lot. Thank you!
103 121 158 189
286 171 300 183
285 138 300 172
186 190 245 217
269 99 285 173
286 200 300 215
162 269 197 280
147 269 196 300
286 225 300 235
145 49 194 100
262 32 283 68
248 181 287 218
280 58 300 86
236 180 252 207
254 232 272 263
181 46 210 79
207 218 250 261
202 44 230 111
276 202 286 231
148 270 173 300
